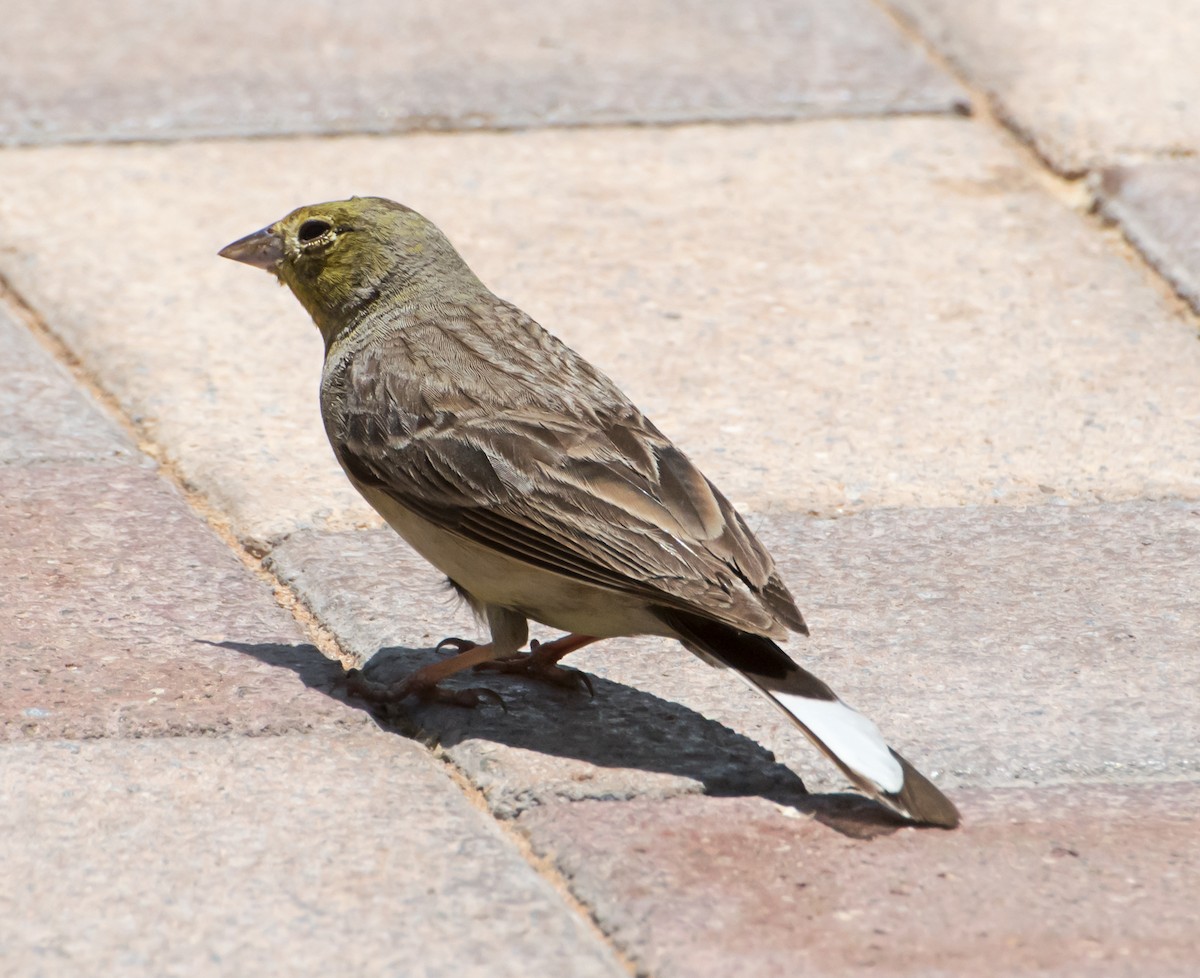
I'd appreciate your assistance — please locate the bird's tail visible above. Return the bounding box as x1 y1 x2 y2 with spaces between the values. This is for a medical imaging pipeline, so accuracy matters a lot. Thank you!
655 608 959 828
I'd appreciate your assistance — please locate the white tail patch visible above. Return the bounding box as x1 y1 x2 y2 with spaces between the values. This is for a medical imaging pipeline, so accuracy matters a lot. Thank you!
772 692 905 794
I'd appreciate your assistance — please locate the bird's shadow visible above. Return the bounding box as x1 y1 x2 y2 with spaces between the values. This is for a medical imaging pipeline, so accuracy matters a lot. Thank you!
208 639 907 838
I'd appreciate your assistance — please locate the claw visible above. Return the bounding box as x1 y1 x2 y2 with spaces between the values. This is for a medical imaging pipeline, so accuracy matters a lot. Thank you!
436 636 477 653
343 666 390 702
570 669 595 698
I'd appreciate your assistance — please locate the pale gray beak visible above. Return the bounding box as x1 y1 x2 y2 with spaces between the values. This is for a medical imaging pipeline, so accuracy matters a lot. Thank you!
218 225 283 270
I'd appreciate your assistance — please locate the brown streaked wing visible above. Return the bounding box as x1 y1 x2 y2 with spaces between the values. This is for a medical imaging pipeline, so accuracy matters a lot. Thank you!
336 402 806 638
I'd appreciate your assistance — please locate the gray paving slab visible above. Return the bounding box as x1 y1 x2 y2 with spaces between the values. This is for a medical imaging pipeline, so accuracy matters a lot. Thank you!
888 0 1200 174
519 784 1200 977
266 499 1200 816
0 733 627 978
1095 163 1200 313
0 305 134 465
742 501 1200 791
0 0 964 146
1 121 1197 549
0 463 360 740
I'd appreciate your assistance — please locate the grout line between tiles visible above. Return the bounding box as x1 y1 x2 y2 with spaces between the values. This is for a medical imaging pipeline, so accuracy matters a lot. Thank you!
0 105 971 152
872 0 1200 329
435 755 646 978
0 263 644 974
0 266 352 667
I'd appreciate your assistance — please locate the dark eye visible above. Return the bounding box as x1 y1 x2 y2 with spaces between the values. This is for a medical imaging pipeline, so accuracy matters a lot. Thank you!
298 218 333 243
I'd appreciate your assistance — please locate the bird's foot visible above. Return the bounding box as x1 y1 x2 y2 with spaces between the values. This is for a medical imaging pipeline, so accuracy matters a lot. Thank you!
475 655 594 695
345 668 506 710
343 637 508 710
473 634 599 696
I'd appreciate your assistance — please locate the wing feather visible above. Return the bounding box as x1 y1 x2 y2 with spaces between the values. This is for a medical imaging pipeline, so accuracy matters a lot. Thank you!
325 306 807 637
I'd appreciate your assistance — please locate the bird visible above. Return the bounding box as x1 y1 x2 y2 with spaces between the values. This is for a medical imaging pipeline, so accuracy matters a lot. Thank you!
219 196 959 828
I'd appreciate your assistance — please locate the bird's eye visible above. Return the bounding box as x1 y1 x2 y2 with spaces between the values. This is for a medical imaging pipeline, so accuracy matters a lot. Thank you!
297 219 333 244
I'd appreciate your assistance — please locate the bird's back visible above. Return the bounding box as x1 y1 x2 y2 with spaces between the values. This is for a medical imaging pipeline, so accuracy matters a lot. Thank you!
320 291 807 641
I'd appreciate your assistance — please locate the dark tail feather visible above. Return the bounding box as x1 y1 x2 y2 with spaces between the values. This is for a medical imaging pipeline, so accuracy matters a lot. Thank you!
655 608 959 828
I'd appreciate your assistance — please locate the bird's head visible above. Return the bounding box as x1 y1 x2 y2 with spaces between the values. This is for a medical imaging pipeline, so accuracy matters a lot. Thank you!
219 196 478 347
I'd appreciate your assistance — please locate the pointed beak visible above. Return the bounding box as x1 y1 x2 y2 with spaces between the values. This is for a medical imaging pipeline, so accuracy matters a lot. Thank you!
218 225 284 270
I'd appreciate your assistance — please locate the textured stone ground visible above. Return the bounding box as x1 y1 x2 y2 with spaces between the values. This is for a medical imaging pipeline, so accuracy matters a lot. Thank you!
887 0 1200 317
3 3 1196 976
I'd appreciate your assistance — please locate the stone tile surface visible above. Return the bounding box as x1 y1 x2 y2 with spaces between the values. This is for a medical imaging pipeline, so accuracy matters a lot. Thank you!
0 306 134 465
1095 163 1200 313
0 463 360 740
742 501 1200 791
889 0 1200 174
0 734 627 978
519 784 1200 977
0 0 964 146
267 529 806 817
267 500 1200 811
0 121 1197 546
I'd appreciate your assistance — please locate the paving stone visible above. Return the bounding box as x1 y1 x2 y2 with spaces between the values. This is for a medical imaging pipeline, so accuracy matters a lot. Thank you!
0 734 627 978
889 0 1200 174
741 500 1200 792
1095 162 1200 313
0 121 1196 548
519 784 1200 977
267 529 807 818
0 0 964 146
266 498 1199 816
0 306 134 465
0 463 360 740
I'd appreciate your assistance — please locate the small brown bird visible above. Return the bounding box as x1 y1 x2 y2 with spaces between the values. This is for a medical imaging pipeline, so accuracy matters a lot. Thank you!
220 196 959 828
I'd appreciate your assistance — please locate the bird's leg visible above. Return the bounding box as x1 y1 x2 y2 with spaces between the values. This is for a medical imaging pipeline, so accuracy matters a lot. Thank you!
345 640 507 709
474 632 601 695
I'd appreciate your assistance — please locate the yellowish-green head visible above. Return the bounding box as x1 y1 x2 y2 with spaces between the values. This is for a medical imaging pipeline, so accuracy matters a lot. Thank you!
219 196 480 347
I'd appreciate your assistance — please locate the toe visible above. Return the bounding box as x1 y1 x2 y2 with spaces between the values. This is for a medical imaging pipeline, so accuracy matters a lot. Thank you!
344 667 406 704
420 684 507 711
